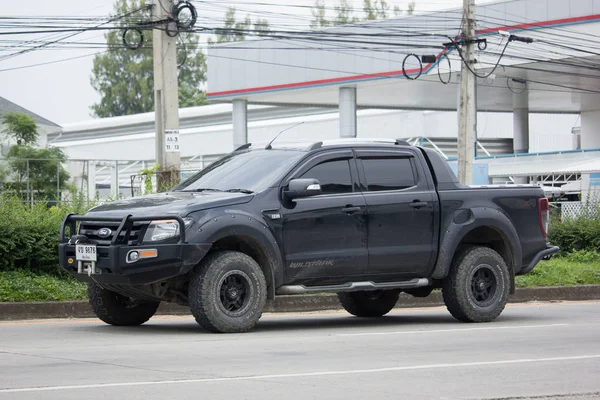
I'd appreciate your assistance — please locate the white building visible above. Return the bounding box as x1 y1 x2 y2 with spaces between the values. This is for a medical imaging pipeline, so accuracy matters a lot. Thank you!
48 0 600 200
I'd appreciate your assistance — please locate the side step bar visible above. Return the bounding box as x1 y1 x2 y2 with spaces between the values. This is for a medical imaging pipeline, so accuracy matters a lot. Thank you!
276 278 431 295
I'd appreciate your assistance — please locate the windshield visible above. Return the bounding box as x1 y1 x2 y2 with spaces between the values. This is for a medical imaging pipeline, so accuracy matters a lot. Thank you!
174 149 304 193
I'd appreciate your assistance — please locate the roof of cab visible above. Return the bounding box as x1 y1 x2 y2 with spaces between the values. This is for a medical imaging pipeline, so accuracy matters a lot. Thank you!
235 138 412 152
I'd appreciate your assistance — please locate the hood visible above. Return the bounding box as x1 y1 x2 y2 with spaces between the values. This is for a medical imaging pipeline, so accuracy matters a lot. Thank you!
86 191 254 218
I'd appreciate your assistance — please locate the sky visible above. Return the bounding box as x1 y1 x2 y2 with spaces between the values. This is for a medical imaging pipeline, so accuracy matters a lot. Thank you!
0 0 471 125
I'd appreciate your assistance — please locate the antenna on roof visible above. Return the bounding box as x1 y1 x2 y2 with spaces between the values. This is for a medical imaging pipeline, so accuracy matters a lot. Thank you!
265 122 305 150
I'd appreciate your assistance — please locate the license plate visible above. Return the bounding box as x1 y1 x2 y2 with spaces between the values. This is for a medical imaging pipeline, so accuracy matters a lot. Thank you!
76 244 97 262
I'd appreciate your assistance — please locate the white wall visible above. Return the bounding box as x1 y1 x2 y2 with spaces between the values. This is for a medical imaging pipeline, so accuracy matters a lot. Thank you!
56 109 580 161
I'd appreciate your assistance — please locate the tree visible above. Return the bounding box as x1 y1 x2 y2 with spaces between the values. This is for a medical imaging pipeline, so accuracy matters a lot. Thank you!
2 112 38 146
334 0 359 25
0 113 70 200
6 146 70 200
90 0 208 118
310 0 416 28
311 0 358 29
363 0 389 20
208 7 271 44
310 0 331 29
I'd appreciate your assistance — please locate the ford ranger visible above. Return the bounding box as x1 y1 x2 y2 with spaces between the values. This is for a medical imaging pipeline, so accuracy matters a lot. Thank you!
58 139 558 333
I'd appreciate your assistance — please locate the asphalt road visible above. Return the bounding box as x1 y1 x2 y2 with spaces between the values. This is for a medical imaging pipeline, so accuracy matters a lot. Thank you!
1 301 600 400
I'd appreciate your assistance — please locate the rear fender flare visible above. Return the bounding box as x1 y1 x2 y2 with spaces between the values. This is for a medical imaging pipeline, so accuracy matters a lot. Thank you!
431 207 522 280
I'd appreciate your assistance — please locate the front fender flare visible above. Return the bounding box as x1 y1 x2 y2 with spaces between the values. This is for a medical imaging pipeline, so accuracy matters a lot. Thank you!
189 210 283 298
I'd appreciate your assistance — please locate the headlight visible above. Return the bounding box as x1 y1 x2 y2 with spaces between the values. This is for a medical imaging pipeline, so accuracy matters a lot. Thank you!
143 218 194 242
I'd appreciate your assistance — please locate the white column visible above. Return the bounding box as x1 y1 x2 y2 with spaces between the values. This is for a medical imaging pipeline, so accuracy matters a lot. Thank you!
580 96 600 202
513 92 530 154
111 162 119 199
87 162 96 200
233 99 248 149
339 87 357 138
512 92 530 184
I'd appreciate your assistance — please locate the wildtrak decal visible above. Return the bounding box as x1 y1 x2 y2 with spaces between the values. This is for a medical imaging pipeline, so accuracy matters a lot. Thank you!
289 260 335 269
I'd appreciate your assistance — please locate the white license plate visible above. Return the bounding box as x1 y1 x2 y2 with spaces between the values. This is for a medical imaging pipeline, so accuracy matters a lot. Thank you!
76 244 97 262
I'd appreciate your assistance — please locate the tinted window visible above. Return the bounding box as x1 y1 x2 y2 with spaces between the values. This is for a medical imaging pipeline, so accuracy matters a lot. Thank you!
361 157 416 191
175 150 304 193
300 159 353 195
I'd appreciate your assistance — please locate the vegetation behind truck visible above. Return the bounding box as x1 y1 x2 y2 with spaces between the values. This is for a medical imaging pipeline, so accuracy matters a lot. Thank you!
59 139 558 333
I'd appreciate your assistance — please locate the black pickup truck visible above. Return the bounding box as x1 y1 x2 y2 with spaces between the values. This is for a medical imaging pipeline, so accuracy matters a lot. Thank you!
59 139 558 333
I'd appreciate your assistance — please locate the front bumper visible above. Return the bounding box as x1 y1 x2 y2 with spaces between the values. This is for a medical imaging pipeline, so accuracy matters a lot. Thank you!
59 242 211 285
58 213 211 285
518 245 560 275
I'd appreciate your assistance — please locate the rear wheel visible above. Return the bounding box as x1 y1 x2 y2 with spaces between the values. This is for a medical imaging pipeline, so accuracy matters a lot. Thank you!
87 283 159 326
442 246 510 323
337 290 400 317
189 251 267 333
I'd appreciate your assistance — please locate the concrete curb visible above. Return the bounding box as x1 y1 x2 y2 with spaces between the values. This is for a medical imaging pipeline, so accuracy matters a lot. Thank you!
1 285 600 321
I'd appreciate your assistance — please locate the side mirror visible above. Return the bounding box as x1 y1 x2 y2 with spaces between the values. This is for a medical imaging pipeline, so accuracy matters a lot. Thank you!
284 178 322 200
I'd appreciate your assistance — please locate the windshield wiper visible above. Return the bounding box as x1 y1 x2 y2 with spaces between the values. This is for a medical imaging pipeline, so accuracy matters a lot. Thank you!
177 188 223 193
225 189 254 194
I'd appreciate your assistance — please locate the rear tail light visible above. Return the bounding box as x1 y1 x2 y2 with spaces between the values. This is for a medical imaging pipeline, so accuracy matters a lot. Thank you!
538 197 549 238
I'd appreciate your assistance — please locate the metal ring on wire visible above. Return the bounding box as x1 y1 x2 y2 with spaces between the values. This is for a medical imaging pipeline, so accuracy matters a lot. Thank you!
173 1 197 31
402 54 423 80
122 28 144 50
477 40 488 51
437 52 452 85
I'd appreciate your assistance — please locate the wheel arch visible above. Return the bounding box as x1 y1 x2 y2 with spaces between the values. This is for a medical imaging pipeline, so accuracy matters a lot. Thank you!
208 233 279 299
432 207 522 293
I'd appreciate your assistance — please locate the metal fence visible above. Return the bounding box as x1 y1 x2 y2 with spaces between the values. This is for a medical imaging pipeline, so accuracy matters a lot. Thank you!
0 156 225 203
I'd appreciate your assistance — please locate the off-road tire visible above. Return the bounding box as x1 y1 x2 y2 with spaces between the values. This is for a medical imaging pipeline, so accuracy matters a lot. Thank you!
337 290 400 317
189 251 267 333
442 246 510 323
87 283 159 326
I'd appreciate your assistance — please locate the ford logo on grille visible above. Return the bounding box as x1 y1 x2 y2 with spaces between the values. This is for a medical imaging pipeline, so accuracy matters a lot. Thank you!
97 228 112 238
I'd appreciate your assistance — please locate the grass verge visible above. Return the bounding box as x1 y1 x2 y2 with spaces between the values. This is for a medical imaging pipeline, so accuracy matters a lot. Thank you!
516 251 600 288
0 269 87 302
0 252 599 302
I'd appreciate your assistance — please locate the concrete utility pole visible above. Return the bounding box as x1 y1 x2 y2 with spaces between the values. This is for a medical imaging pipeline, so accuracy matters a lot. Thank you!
153 0 180 189
457 0 476 185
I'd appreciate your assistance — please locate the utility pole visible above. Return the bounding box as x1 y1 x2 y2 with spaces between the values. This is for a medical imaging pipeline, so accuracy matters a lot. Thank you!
153 0 180 189
457 0 476 185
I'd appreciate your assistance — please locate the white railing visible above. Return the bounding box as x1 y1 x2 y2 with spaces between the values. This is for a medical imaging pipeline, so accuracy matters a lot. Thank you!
551 201 598 221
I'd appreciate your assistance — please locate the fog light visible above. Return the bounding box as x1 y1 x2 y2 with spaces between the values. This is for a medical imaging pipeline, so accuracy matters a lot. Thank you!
128 251 140 263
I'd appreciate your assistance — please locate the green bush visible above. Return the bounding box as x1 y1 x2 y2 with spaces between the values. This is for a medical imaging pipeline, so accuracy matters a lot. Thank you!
0 194 96 275
549 216 600 253
0 269 87 302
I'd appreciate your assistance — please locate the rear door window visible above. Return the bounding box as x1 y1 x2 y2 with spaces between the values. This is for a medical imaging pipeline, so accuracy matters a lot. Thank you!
360 157 416 191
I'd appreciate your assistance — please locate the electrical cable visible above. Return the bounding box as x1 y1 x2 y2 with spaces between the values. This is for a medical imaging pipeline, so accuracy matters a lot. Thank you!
445 34 512 80
506 77 527 95
122 28 144 50
174 1 198 32
437 51 451 84
402 53 422 80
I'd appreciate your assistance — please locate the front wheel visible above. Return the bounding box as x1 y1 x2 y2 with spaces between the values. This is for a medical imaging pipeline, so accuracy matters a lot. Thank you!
337 290 400 317
87 283 159 326
189 251 267 333
442 246 510 323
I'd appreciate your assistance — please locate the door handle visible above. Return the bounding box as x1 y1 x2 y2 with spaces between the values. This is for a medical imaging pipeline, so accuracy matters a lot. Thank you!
342 206 361 214
409 201 428 209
